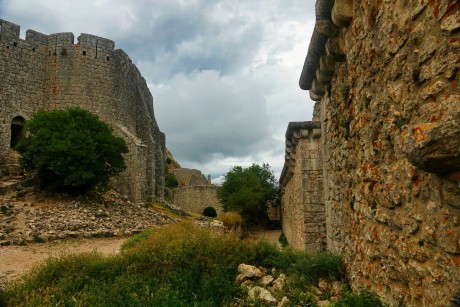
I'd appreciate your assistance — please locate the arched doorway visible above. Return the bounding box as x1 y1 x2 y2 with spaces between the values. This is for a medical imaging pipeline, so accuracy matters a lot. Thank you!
10 116 25 148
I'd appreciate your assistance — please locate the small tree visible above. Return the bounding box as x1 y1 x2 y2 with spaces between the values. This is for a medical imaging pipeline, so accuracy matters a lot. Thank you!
16 108 128 193
217 163 277 226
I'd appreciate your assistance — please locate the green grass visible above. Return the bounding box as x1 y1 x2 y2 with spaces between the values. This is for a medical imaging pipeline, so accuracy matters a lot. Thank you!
333 289 385 306
0 222 367 306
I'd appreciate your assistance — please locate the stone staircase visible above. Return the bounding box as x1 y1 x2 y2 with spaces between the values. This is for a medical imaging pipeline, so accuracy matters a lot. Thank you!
0 151 33 196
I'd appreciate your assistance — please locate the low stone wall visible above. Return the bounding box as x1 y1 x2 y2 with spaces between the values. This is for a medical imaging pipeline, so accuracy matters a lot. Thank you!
173 185 223 215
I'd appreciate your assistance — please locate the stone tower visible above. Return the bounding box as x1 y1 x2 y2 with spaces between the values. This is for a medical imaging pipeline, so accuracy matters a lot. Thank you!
0 19 165 202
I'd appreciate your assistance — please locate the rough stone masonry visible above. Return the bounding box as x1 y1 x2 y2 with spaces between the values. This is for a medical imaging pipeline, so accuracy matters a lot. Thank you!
0 19 165 203
281 0 460 306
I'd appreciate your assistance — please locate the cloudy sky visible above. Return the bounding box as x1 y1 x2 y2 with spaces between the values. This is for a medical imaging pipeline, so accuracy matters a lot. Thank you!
0 0 316 183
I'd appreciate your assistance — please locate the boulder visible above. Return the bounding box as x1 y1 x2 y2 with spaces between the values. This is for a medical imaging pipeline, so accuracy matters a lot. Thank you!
248 286 277 305
238 264 264 279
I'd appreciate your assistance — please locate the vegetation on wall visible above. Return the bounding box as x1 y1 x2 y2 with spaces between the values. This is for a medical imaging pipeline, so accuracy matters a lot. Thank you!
15 107 128 194
164 169 179 188
217 163 278 225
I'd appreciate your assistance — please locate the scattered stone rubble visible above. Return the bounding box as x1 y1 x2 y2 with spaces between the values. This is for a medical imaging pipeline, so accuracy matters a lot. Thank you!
236 263 345 306
0 190 174 245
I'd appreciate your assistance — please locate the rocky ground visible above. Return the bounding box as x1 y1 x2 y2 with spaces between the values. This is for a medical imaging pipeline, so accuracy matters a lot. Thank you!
0 188 174 246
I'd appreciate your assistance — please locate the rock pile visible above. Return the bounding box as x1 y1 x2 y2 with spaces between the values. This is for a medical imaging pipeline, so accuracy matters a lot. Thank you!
0 190 174 245
235 263 345 306
236 264 283 305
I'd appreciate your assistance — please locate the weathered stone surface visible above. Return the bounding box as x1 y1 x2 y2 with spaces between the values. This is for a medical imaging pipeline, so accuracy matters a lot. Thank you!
238 264 264 279
268 273 286 293
248 286 277 305
403 118 460 174
280 122 326 252
277 296 289 307
295 1 460 306
259 275 275 286
173 185 222 215
0 19 165 203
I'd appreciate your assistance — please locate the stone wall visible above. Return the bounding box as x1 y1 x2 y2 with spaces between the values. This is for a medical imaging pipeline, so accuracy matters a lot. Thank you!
298 1 460 306
0 19 165 202
173 168 209 187
173 185 223 215
280 122 326 252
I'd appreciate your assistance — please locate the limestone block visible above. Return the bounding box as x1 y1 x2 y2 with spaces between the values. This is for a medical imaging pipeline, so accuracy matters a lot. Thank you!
238 264 264 279
331 0 353 28
441 10 460 32
248 286 277 304
403 119 460 174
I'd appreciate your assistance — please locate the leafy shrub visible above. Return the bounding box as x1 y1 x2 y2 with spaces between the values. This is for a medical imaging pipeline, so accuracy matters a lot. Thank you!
278 232 288 247
202 206 217 217
219 211 243 229
15 108 128 194
164 171 179 188
218 163 277 225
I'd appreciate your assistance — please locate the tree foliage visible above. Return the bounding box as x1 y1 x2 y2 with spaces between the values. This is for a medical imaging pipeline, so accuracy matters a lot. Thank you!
16 108 128 193
165 171 179 188
217 163 277 225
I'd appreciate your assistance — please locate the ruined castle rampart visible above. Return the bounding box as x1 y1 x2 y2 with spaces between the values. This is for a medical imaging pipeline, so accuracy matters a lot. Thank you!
0 19 165 202
280 121 326 252
173 185 222 215
281 1 459 305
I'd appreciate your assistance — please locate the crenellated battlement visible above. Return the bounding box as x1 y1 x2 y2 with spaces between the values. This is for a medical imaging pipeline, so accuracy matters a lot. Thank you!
0 19 115 54
0 18 165 204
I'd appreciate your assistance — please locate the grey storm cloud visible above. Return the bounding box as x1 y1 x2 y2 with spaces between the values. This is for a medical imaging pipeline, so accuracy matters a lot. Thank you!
0 0 317 179
152 70 270 163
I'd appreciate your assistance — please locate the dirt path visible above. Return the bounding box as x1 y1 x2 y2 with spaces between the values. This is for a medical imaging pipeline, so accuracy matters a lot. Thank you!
0 237 126 288
0 229 282 290
249 229 282 248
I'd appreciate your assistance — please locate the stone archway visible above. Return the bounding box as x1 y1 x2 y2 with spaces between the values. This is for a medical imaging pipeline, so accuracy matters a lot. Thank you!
10 116 25 148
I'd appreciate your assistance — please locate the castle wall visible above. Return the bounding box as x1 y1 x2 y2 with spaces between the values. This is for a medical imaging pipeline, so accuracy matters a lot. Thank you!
280 122 326 252
0 19 165 202
173 168 209 187
299 1 460 305
173 185 223 215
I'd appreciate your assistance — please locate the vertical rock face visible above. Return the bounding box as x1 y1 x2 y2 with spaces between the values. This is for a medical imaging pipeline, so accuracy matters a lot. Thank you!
298 1 460 305
280 122 326 252
0 19 165 202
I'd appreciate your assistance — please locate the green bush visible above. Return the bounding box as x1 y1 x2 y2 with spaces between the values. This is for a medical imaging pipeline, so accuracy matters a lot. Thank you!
15 108 128 194
164 171 179 188
202 206 217 217
218 163 278 225
333 289 385 306
2 223 346 306
278 232 289 247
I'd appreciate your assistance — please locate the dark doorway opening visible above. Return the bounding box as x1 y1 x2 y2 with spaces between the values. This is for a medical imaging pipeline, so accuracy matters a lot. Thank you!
10 116 25 148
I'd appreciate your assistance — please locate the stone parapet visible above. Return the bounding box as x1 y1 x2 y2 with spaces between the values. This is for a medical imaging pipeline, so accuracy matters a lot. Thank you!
280 121 326 252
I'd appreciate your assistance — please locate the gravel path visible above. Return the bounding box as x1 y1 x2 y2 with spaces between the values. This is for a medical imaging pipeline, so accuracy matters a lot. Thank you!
0 237 126 289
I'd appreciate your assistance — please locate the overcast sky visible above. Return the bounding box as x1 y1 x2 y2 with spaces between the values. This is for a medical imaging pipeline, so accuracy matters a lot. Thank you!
0 0 316 183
